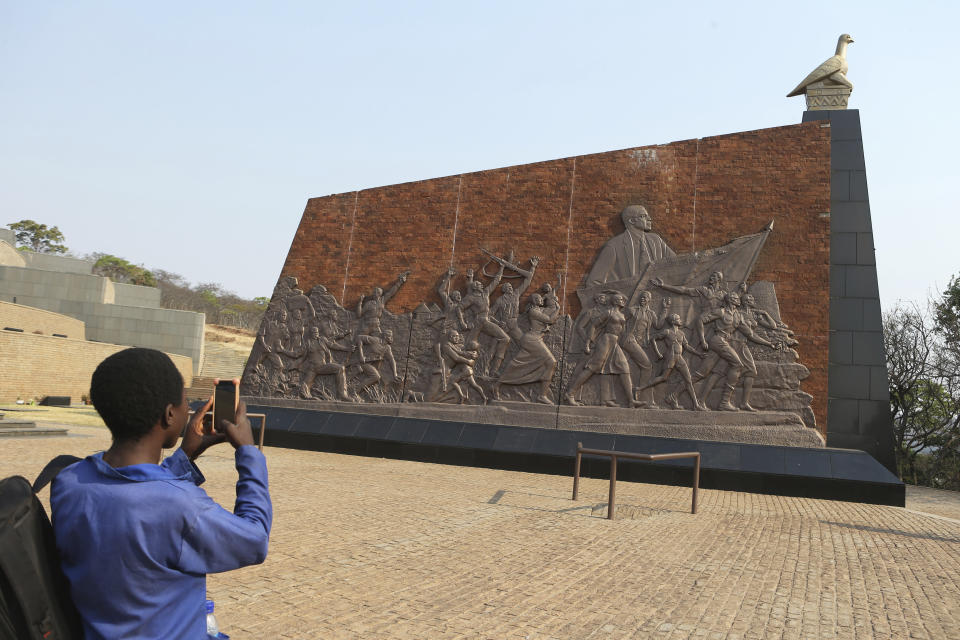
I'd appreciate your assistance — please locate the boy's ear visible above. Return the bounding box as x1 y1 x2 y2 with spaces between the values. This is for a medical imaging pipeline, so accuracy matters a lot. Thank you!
161 403 176 428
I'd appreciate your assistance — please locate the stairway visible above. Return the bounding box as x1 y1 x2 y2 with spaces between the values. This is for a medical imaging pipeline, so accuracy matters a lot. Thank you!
199 342 250 380
0 412 68 437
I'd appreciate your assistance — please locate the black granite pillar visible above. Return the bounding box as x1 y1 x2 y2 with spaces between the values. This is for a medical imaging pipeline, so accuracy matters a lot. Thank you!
801 109 896 471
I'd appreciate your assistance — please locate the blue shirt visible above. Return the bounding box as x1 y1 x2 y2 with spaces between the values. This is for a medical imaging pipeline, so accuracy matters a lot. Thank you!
51 446 272 640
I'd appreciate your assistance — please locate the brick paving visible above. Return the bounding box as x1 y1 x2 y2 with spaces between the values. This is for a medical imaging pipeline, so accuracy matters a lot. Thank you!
6 425 960 639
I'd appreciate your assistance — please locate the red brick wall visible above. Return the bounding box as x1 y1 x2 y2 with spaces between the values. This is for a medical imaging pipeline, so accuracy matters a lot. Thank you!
278 122 831 432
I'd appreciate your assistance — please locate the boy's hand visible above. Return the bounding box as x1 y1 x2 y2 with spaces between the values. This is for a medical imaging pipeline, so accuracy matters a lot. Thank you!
181 396 227 461
220 401 255 449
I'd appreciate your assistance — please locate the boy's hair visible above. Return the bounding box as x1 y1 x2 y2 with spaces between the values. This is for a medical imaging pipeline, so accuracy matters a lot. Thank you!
90 348 184 443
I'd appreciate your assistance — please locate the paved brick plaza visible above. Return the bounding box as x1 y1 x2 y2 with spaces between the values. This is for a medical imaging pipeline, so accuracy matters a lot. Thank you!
8 425 960 639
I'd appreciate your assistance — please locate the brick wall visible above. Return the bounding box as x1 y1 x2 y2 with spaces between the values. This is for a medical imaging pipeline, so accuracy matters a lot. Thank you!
277 122 832 432
0 332 193 403
0 301 86 338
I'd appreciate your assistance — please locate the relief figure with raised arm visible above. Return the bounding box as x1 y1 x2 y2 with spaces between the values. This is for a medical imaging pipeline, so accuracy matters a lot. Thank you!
493 292 561 404
490 256 539 340
251 307 290 380
620 290 666 406
692 292 779 411
434 267 468 333
355 271 409 340
460 261 510 375
651 270 727 312
287 325 355 402
356 329 400 396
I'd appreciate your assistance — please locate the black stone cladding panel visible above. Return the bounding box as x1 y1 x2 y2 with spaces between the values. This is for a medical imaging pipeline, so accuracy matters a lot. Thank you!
831 140 865 171
492 427 539 454
831 171 850 201
420 421 465 447
740 445 786 475
863 300 884 331
829 298 863 331
324 412 363 437
845 266 880 298
830 266 846 297
856 233 876 265
830 202 872 233
829 365 870 399
249 405 905 506
827 399 860 433
387 418 430 444
784 448 831 478
831 233 858 265
850 171 869 201
868 367 889 401
852 332 885 365
354 416 393 440
829 331 853 365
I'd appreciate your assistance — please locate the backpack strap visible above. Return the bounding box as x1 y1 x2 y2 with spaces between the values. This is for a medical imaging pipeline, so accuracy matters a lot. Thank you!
31 456 82 493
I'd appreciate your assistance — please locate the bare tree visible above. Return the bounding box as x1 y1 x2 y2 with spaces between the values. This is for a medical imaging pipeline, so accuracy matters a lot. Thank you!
884 301 960 487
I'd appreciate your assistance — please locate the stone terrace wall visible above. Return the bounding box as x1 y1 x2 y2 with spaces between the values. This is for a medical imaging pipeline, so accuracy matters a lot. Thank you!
113 282 162 308
0 332 193 403
278 122 832 433
0 301 86 338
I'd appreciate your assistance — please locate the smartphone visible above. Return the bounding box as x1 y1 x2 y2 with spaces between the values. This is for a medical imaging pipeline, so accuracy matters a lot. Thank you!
212 380 238 433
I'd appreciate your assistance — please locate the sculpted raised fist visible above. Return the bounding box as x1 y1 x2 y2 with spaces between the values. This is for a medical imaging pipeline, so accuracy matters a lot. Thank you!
447 267 456 277
651 277 664 288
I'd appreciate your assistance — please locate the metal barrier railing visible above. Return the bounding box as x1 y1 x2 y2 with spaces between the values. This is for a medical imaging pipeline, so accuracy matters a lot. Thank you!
250 413 267 451
572 441 700 518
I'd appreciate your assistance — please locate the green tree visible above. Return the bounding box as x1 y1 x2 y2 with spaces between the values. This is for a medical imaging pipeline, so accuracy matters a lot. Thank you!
8 219 68 253
90 254 157 287
935 276 960 358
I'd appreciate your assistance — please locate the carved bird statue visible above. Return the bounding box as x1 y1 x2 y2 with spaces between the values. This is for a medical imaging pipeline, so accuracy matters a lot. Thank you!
787 34 854 97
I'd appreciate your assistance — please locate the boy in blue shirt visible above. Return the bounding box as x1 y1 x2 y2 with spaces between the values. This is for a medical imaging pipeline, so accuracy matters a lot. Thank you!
51 348 272 639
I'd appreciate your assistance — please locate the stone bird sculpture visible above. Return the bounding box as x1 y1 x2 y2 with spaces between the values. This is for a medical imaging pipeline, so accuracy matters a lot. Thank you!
787 34 854 97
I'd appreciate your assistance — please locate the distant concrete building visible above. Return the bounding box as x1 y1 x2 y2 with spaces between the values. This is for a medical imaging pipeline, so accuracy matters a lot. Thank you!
0 229 205 373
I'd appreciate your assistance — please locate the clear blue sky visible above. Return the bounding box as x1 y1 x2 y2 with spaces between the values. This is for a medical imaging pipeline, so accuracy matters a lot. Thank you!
2 1 956 311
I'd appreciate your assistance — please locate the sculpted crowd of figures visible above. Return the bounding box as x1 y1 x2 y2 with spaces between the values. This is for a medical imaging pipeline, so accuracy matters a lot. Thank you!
242 205 810 423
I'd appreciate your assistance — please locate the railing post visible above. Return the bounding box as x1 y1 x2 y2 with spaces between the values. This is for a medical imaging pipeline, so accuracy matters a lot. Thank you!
607 455 617 520
691 453 700 514
572 442 583 500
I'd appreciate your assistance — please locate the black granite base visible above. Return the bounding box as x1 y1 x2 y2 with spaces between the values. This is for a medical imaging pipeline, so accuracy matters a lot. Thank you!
247 404 905 507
